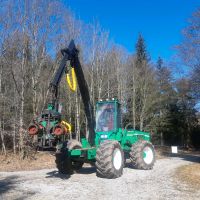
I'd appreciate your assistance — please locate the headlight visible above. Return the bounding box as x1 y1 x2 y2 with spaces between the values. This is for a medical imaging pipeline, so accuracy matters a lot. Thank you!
100 134 108 139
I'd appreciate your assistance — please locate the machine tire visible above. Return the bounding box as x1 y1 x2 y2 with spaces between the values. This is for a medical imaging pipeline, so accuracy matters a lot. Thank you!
67 139 84 171
55 141 73 174
129 140 155 170
95 140 124 179
55 140 83 174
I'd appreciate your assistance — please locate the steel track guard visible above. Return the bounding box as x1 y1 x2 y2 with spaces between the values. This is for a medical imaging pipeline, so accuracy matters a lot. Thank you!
66 67 77 92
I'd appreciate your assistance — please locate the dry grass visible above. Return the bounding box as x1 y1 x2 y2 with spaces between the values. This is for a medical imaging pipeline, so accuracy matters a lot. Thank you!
155 146 171 159
0 152 56 172
175 164 200 190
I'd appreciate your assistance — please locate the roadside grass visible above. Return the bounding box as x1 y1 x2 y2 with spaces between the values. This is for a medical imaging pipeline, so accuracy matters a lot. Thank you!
175 164 200 191
155 146 171 159
0 151 56 172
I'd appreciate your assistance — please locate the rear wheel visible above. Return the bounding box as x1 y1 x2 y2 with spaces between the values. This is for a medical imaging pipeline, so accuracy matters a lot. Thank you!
129 140 155 170
95 140 124 179
55 140 83 174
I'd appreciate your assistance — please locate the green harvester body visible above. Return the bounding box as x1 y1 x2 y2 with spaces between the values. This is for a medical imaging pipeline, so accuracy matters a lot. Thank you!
65 99 150 162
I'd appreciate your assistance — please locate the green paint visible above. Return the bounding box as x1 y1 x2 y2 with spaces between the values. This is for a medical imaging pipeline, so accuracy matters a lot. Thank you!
71 149 81 156
47 103 54 110
66 99 152 163
87 148 96 160
81 138 91 148
143 152 146 158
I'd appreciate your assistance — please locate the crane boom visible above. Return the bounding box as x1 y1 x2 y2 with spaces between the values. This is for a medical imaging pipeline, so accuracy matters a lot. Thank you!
51 40 95 145
68 41 95 145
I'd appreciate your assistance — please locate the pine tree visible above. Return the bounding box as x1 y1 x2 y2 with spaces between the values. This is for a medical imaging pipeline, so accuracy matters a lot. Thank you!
154 57 173 145
135 34 147 64
157 56 163 70
131 34 156 131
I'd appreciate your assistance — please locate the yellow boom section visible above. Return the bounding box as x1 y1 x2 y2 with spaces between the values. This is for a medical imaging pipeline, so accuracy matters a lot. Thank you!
61 120 72 133
66 67 77 92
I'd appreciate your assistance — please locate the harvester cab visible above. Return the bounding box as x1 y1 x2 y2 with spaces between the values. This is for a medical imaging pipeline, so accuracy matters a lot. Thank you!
95 99 122 142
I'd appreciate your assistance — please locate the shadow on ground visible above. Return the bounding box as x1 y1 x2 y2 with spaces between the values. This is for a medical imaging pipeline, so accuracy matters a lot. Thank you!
78 166 96 174
46 170 71 179
0 175 36 200
46 166 96 179
124 151 200 169
0 175 18 195
162 152 200 163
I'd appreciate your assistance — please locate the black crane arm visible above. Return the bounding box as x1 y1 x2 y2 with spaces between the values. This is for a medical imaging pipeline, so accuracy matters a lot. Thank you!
68 42 95 146
50 52 68 110
50 40 95 145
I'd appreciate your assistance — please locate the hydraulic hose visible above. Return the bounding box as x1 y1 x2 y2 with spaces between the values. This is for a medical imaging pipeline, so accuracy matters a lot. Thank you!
61 120 72 133
66 67 77 92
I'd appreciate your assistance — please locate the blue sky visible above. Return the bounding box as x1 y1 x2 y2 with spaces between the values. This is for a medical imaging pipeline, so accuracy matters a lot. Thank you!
64 0 200 62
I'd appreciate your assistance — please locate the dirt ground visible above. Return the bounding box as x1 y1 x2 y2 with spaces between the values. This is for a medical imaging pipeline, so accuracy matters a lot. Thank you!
0 152 56 172
0 149 200 200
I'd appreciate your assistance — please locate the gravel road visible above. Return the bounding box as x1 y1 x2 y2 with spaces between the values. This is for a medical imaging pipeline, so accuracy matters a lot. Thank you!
0 156 199 200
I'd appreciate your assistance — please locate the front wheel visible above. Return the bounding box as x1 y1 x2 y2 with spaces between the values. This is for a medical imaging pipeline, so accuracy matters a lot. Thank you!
95 140 124 179
68 140 84 171
55 141 73 174
129 140 155 170
55 140 83 174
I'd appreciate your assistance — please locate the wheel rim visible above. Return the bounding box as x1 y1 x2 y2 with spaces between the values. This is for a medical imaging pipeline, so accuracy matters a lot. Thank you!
143 146 154 164
113 148 122 170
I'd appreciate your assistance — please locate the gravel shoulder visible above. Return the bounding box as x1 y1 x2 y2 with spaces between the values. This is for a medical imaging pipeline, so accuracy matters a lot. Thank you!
0 155 200 200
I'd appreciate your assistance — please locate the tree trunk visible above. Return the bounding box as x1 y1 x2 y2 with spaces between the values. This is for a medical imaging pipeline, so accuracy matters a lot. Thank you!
0 64 6 155
0 119 6 155
132 70 136 129
161 132 164 146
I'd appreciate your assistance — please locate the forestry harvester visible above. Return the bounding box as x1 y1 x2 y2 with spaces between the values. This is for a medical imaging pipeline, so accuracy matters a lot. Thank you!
53 40 156 178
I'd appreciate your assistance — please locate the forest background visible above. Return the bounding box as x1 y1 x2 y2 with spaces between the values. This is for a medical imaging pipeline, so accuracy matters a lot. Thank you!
0 0 200 156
